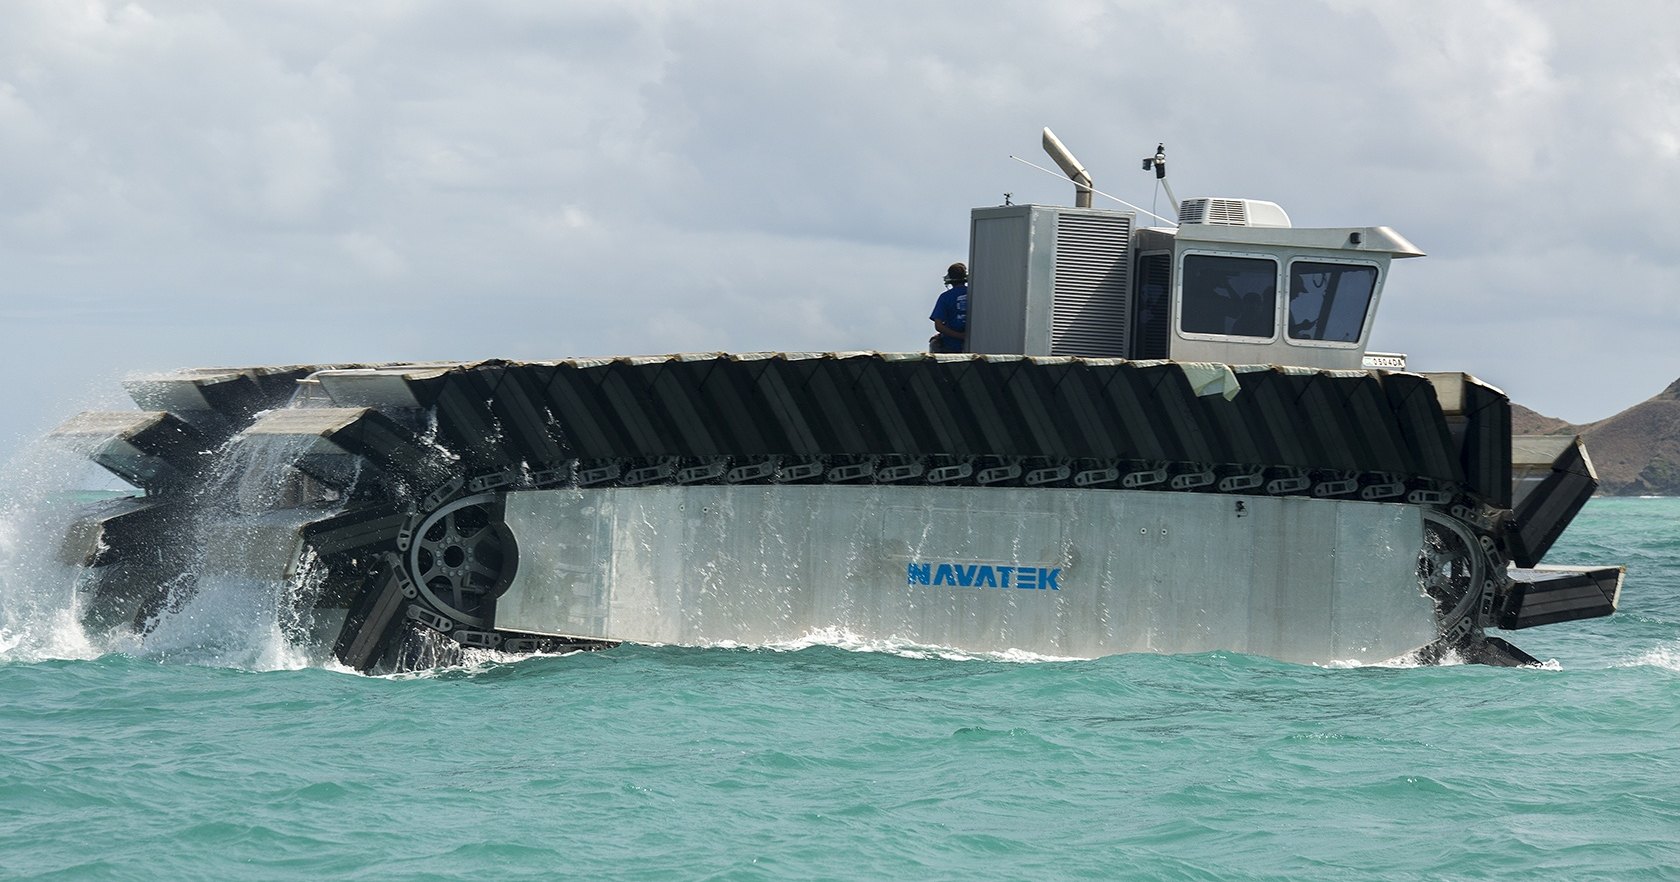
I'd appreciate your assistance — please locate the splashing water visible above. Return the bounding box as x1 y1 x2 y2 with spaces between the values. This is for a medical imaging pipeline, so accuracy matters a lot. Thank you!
0 439 109 661
703 626 1089 663
0 409 353 670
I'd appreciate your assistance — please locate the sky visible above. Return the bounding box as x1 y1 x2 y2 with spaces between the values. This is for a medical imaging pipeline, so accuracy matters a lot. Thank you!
2 0 1678 452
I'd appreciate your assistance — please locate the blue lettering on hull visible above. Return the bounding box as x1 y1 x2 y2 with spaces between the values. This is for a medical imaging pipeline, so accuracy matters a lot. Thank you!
907 562 1062 590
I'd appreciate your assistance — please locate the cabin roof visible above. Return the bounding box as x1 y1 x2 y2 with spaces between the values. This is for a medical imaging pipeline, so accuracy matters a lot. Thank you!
1168 223 1425 258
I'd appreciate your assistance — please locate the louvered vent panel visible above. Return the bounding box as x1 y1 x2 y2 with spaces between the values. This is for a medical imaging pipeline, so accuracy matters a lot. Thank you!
1050 213 1132 357
1179 198 1250 226
1132 252 1171 359
1207 199 1248 225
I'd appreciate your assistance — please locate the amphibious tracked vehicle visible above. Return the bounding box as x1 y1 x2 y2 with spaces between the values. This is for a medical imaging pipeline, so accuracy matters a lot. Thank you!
50 132 1622 671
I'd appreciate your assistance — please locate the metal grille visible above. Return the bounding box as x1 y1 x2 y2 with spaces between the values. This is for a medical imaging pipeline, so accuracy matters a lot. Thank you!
1050 213 1132 357
1179 198 1249 226
1132 252 1171 359
1208 199 1247 225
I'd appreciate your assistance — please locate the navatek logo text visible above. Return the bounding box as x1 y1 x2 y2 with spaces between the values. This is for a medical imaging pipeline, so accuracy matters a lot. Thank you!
906 562 1062 590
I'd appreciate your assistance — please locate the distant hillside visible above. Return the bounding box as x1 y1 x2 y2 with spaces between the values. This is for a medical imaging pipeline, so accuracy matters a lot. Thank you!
1515 379 1680 496
1510 403 1575 436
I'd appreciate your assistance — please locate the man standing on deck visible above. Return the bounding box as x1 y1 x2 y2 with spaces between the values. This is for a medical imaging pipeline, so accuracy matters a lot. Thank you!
929 262 969 353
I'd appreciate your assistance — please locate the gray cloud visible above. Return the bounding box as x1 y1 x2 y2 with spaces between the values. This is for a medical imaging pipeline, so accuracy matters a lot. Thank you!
2 0 1678 451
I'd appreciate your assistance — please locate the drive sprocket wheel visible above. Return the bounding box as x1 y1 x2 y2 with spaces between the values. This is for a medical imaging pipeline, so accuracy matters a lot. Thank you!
406 492 518 628
1418 511 1485 630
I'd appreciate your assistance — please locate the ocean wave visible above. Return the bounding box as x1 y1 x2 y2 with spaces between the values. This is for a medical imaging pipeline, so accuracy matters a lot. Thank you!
1616 644 1680 671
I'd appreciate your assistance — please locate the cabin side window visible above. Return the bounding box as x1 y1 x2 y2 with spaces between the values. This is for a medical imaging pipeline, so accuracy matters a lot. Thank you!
1287 261 1377 344
1179 254 1278 339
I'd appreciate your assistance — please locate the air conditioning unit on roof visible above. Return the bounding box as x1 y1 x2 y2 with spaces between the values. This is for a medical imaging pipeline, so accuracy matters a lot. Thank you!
1178 198 1291 228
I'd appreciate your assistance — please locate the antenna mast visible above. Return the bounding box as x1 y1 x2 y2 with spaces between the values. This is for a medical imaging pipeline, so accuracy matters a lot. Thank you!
1140 144 1179 221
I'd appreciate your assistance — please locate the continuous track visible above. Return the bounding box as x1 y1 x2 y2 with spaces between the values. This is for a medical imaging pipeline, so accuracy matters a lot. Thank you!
52 353 1586 671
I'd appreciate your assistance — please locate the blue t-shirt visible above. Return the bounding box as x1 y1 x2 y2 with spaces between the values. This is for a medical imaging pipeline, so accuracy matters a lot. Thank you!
930 284 968 350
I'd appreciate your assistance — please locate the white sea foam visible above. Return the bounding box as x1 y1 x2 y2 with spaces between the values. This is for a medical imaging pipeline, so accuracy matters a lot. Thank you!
377 646 593 679
1325 648 1562 670
0 409 352 671
1321 647 1462 669
709 627 1085 663
0 439 109 664
1617 644 1680 671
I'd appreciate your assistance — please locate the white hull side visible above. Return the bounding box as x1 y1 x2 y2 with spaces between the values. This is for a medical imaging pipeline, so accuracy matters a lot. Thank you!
496 485 1436 664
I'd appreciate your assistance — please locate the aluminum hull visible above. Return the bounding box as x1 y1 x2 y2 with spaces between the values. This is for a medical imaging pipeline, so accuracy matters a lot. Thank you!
497 485 1436 664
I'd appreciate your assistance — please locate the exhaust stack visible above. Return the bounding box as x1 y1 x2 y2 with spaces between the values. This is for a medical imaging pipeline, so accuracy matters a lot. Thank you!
1041 128 1093 208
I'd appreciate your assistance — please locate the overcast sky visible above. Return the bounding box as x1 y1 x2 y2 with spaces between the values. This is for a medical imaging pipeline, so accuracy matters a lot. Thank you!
2 0 1677 452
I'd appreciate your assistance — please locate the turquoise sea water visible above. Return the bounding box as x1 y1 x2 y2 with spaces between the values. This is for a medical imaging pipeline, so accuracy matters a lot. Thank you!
2 488 1676 881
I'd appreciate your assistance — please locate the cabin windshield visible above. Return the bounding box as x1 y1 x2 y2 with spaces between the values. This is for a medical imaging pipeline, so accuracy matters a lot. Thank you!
1180 254 1277 339
1287 261 1377 343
